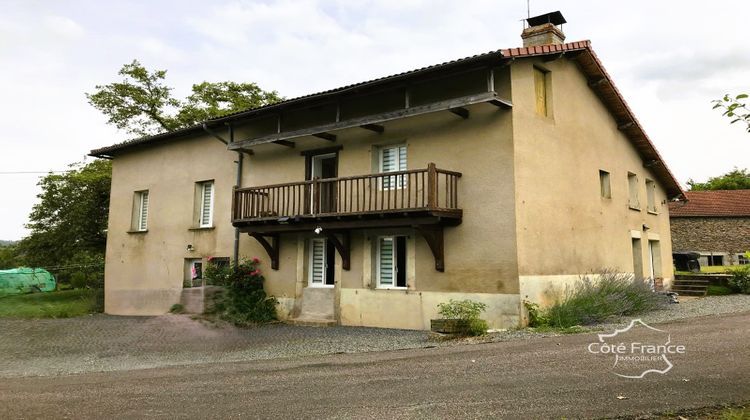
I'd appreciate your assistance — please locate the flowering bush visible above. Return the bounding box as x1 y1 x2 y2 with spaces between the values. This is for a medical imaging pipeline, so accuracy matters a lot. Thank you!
212 258 278 325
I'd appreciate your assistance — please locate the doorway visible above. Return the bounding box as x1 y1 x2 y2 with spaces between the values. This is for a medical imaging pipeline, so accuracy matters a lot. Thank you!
309 153 337 213
309 238 335 287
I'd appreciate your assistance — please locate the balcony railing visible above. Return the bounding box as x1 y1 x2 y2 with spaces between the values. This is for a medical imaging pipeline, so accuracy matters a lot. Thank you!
232 163 461 223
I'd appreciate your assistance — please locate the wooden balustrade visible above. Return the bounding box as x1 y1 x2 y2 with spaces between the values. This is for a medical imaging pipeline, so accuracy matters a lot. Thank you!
232 163 461 222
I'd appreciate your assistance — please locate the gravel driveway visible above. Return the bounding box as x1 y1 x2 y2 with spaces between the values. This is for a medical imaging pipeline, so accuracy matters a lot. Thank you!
1 294 748 378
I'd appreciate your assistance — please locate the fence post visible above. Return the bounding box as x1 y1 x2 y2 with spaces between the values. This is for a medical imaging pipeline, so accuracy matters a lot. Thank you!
427 163 437 209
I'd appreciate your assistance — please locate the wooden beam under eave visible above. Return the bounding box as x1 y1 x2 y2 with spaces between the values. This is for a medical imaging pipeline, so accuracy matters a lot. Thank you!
489 98 512 109
588 77 606 88
273 140 295 148
543 52 565 62
618 121 635 131
449 107 469 119
313 132 337 142
361 124 384 133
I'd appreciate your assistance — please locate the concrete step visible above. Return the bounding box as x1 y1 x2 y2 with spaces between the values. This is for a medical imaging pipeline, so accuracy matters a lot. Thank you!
672 283 709 290
297 287 335 320
671 288 707 296
288 317 337 327
673 279 710 285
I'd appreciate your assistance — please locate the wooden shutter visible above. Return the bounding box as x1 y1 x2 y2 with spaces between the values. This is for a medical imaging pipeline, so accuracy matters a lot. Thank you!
378 237 395 287
310 239 326 285
138 191 149 231
200 182 213 227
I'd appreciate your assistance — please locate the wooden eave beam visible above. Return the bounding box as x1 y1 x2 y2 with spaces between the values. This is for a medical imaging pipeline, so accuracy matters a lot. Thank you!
618 121 635 131
228 92 512 150
449 107 469 119
248 233 280 270
588 77 606 88
313 132 337 141
360 124 384 133
543 52 565 62
415 225 445 272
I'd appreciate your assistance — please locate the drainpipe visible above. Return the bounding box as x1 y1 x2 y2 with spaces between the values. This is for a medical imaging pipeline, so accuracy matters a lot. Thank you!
230 123 242 271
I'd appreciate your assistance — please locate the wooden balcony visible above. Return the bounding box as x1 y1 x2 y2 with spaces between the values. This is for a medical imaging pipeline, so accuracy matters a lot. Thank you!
232 163 462 233
233 163 461 272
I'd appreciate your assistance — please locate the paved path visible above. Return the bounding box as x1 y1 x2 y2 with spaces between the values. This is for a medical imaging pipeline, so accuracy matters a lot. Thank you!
1 312 748 419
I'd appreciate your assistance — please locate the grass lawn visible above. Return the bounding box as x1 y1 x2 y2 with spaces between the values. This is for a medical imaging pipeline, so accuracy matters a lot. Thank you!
0 289 102 319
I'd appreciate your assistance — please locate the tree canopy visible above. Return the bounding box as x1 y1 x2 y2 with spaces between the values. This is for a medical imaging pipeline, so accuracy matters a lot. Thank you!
687 168 750 191
712 93 750 133
16 160 112 270
86 60 283 137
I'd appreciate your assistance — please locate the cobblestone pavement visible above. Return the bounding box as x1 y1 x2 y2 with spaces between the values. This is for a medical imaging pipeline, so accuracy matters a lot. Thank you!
0 315 430 378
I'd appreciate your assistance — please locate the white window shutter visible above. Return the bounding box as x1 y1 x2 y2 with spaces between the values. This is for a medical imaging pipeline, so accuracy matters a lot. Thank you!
381 145 407 189
200 182 213 227
310 239 325 285
379 237 394 286
139 191 149 231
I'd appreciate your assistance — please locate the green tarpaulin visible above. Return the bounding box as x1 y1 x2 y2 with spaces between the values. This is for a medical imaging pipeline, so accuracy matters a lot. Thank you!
0 268 56 295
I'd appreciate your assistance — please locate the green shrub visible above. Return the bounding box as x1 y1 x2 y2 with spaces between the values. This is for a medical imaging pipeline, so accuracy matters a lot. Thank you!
204 258 232 286
215 258 278 326
543 270 668 328
707 285 735 296
728 265 750 294
437 299 488 336
523 300 548 327
169 303 185 314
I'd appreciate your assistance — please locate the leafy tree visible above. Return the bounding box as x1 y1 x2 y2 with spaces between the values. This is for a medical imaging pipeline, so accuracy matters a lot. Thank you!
712 93 750 133
688 168 750 191
16 160 112 273
87 60 282 137
0 244 20 269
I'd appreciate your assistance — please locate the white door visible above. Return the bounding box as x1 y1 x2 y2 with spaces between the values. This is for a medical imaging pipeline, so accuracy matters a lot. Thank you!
309 238 328 287
648 241 655 279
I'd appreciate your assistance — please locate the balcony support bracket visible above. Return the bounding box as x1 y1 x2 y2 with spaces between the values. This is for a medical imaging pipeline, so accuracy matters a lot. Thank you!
323 231 350 270
248 233 280 270
415 225 444 272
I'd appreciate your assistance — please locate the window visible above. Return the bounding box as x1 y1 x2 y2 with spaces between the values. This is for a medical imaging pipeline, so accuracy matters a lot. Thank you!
184 258 203 288
132 190 149 231
379 144 407 189
196 181 214 228
646 179 657 213
599 170 611 199
377 236 407 288
738 254 749 265
648 240 662 279
627 172 640 210
706 255 724 266
533 67 548 117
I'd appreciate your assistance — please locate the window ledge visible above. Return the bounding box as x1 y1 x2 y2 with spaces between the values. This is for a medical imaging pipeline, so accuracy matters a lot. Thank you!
647 210 659 215
376 286 409 291
127 230 148 234
189 226 215 231
628 205 641 212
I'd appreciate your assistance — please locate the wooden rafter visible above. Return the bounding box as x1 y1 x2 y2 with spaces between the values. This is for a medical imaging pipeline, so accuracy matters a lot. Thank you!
361 124 384 133
248 233 280 270
449 107 469 119
273 140 295 148
313 132 337 141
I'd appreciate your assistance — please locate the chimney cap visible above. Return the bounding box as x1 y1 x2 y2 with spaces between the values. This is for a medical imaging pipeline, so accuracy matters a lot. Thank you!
526 11 567 27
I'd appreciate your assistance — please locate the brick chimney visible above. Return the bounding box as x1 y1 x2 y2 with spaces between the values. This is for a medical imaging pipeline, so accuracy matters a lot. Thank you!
521 11 566 47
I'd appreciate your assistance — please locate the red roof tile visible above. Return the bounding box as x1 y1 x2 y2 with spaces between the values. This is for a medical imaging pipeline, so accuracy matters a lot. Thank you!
669 190 750 217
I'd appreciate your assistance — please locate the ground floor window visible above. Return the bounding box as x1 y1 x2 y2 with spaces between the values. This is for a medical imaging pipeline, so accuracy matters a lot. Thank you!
377 236 406 288
706 255 724 266
738 254 749 265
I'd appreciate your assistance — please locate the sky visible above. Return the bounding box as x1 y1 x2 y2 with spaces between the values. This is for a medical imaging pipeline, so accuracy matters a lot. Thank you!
1 0 748 240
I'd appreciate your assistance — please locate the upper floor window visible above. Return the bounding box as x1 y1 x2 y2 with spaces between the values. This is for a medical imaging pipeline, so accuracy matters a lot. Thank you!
533 67 549 117
379 144 407 190
132 190 149 232
599 170 611 199
645 179 657 213
197 181 214 228
627 172 640 210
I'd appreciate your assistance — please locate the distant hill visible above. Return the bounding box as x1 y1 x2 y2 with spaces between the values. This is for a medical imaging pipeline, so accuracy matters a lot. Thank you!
0 240 18 247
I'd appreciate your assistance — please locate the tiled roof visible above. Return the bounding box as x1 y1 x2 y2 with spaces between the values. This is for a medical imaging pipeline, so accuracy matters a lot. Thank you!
88 39 683 199
669 190 750 217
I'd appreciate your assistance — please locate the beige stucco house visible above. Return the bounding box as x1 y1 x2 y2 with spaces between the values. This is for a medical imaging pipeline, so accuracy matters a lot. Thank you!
90 12 683 330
